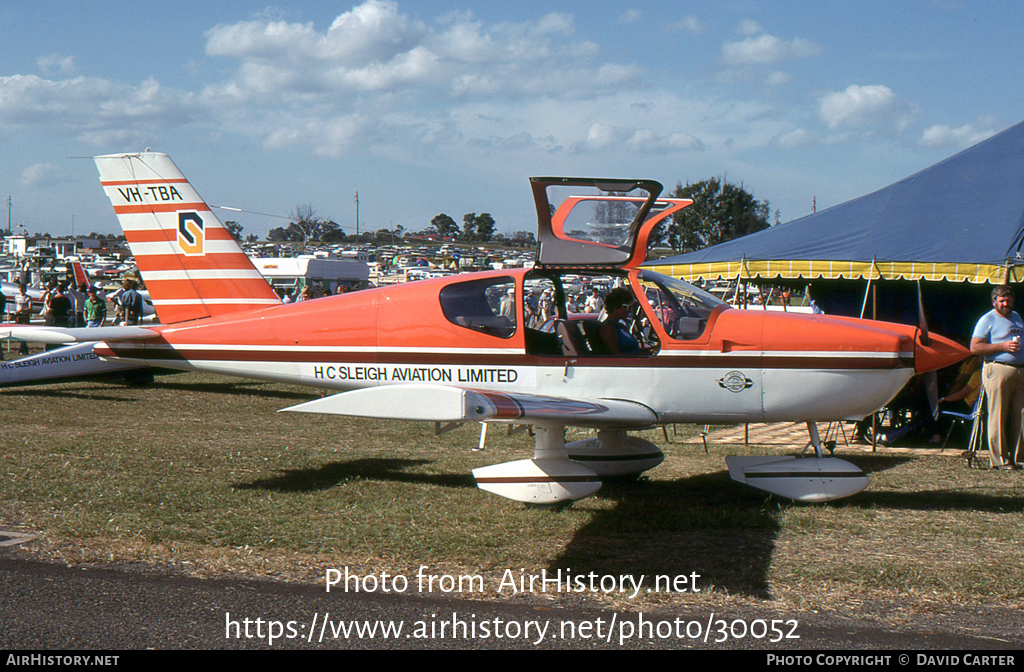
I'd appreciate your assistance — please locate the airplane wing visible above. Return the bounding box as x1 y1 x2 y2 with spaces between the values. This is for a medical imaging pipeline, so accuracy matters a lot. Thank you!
0 325 161 345
279 384 659 428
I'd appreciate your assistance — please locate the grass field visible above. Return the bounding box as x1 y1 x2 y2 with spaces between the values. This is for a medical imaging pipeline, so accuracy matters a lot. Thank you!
2 371 1023 619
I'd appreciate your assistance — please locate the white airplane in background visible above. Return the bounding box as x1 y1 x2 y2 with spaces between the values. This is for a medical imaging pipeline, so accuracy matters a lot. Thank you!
1 153 967 506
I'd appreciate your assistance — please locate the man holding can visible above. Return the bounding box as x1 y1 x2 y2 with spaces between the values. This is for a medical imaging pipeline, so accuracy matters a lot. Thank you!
971 285 1024 468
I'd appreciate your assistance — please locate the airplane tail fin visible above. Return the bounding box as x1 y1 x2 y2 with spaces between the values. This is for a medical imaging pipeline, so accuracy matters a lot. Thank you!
94 152 281 324
70 260 90 288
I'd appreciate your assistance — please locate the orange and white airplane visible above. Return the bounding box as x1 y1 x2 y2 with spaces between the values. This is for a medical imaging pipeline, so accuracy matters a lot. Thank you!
1 153 968 505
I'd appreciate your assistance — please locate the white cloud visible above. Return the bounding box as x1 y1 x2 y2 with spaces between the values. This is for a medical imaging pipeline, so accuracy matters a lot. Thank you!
0 73 198 146
920 117 998 147
20 162 64 188
818 84 906 129
573 123 703 153
203 2 608 105
737 20 762 36
666 16 704 33
263 114 371 156
535 12 575 35
777 128 814 148
0 2 786 168
37 54 75 76
721 33 821 66
194 2 669 156
619 9 642 24
207 1 424 65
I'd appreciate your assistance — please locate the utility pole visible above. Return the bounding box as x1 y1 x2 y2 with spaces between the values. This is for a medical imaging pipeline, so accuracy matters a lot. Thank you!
354 192 360 241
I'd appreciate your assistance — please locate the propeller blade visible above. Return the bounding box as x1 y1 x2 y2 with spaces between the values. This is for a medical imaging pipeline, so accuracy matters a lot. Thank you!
917 281 939 418
917 280 931 346
925 370 939 420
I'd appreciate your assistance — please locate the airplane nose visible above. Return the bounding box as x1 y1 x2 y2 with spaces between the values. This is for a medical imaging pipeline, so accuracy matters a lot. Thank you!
915 331 969 374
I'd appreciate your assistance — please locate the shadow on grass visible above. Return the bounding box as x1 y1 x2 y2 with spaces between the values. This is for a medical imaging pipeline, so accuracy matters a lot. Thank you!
544 455 948 599
832 455 1024 512
234 458 475 492
0 388 139 402
1 378 317 402
550 470 783 599
839 489 1024 513
154 380 317 401
234 451 1019 598
843 454 915 474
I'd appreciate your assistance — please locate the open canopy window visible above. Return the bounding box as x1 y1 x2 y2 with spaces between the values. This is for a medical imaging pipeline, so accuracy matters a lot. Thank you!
531 178 690 270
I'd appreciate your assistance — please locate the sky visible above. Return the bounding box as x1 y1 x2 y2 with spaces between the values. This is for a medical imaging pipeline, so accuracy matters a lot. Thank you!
2 0 1023 240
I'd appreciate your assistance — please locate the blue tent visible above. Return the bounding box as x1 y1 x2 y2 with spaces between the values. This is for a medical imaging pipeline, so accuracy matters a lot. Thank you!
648 119 1024 286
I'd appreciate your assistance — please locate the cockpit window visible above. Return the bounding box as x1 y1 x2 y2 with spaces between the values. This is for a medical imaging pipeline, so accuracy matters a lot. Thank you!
439 276 517 338
637 270 725 341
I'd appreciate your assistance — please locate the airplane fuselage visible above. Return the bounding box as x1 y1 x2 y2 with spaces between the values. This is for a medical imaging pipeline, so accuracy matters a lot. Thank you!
93 267 946 426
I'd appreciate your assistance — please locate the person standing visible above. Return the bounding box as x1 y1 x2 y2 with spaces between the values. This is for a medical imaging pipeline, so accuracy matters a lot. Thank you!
84 287 107 327
40 280 58 326
970 285 1024 469
43 284 72 352
13 283 31 355
49 284 72 328
119 279 143 325
68 283 87 327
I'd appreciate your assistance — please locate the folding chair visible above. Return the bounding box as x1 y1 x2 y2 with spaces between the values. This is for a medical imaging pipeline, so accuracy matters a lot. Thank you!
940 391 986 467
824 421 850 452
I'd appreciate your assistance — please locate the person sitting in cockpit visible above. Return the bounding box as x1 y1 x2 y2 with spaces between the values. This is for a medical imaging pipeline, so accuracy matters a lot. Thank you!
598 287 645 355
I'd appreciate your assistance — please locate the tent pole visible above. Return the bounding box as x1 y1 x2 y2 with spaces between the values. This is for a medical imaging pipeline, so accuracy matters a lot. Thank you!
860 278 871 319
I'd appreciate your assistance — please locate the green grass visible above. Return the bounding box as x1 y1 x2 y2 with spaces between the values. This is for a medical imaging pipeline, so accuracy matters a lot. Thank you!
2 371 1023 613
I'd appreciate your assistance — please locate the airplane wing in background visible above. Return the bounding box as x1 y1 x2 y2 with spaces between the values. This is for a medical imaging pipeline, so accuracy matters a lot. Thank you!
279 383 659 428
0 325 161 345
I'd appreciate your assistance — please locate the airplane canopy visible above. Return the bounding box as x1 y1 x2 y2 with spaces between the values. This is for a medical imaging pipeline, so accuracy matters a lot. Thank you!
646 119 1024 285
531 178 690 269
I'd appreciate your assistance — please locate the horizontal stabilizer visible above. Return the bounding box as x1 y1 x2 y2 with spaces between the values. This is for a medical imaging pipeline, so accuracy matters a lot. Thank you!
726 455 868 502
279 384 658 427
0 325 160 345
0 342 150 388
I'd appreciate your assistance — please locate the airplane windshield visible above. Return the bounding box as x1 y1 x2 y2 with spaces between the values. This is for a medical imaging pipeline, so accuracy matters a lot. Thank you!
637 270 726 341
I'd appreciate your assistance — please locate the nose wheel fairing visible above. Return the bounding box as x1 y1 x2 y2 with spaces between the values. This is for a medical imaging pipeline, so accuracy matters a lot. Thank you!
726 455 868 502
725 423 868 502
